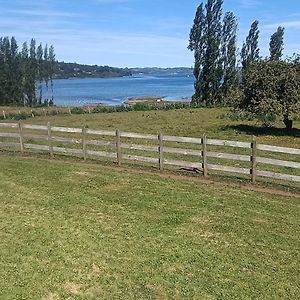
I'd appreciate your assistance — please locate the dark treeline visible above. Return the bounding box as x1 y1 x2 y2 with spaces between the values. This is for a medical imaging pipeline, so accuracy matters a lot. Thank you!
0 37 56 107
55 62 132 79
189 0 300 130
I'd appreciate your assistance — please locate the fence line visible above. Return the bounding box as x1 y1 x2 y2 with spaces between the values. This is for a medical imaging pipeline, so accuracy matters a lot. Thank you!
0 122 300 184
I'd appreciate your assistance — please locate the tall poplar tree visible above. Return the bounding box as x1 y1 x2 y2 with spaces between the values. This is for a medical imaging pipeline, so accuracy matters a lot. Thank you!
28 39 37 106
241 20 260 72
0 38 4 105
21 42 30 106
189 0 224 106
0 36 56 107
48 45 56 105
36 44 44 104
43 45 49 104
221 12 238 97
0 37 11 105
269 26 284 60
203 0 223 105
188 3 206 102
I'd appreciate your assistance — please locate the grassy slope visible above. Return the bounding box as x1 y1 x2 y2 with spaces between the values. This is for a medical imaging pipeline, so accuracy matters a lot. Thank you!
0 156 299 299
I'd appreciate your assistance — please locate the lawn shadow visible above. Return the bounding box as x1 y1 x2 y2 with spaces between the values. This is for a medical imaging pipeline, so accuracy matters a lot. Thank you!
225 124 300 138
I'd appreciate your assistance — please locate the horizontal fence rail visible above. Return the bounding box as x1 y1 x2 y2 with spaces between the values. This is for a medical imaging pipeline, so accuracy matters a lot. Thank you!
0 122 300 185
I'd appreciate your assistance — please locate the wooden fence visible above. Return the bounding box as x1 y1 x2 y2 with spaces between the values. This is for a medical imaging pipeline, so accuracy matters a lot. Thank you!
0 122 300 184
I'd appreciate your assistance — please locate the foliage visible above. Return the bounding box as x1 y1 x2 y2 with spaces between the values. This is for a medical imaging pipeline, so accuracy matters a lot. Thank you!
239 58 300 130
188 0 227 106
269 26 285 61
241 21 260 75
55 62 132 79
0 36 56 107
221 12 238 99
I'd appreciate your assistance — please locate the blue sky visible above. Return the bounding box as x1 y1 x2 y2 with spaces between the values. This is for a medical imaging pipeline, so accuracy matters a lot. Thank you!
1 0 300 67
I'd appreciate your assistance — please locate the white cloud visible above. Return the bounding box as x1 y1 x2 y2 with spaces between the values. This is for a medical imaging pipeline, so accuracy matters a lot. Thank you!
93 0 132 3
234 0 261 8
264 20 300 30
2 8 81 18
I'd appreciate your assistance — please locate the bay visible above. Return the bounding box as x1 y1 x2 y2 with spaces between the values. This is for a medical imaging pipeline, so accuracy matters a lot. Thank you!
49 73 194 106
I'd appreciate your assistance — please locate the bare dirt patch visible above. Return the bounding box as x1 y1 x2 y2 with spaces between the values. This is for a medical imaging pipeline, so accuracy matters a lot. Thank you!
42 292 59 300
64 282 82 295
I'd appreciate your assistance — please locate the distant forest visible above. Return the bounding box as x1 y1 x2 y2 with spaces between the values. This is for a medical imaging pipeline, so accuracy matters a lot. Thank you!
54 63 193 79
55 62 132 79
130 67 193 75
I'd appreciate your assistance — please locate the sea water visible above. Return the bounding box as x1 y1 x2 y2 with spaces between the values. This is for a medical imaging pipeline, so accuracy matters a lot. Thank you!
49 73 194 106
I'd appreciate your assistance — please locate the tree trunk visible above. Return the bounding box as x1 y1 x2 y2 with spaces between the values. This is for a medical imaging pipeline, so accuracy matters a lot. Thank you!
283 114 293 132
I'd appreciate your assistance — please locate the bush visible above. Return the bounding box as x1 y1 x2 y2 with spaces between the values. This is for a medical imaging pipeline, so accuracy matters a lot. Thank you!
14 112 30 120
71 107 85 114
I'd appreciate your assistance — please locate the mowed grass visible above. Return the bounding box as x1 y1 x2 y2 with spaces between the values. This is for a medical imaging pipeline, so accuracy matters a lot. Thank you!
0 156 299 299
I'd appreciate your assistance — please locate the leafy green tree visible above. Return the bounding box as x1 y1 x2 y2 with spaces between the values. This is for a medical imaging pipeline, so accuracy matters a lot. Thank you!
269 26 284 60
241 21 260 72
0 38 4 105
221 12 238 99
36 44 44 104
188 3 206 102
43 44 49 105
189 0 224 106
48 45 56 105
21 42 30 106
0 36 56 107
28 39 37 106
240 58 300 131
203 0 223 105
0 37 11 105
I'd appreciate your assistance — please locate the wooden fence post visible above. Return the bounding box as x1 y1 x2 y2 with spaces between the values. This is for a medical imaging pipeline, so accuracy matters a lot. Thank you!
88 106 91 114
56 107 59 115
47 122 54 158
82 126 87 161
116 129 121 166
202 134 208 178
31 110 34 118
159 133 164 171
43 108 46 117
251 136 257 183
68 107 72 115
2 110 6 119
18 121 24 154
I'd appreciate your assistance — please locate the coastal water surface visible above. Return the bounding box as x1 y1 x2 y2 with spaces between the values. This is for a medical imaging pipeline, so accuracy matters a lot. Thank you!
51 73 194 106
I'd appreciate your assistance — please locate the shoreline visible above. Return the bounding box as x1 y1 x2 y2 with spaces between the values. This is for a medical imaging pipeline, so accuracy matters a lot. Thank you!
64 96 191 107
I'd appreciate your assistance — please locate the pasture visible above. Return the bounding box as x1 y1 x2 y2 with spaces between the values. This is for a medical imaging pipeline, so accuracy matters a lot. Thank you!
0 107 299 299
0 156 299 299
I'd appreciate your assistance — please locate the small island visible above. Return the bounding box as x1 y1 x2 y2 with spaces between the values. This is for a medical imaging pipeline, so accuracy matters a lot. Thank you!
125 96 165 105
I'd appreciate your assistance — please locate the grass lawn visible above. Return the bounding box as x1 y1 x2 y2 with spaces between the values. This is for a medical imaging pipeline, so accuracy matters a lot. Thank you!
0 156 299 299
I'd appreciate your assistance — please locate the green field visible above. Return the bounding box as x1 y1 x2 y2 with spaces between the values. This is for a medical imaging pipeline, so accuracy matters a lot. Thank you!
1 107 300 192
0 108 300 299
0 156 299 299
19 107 300 148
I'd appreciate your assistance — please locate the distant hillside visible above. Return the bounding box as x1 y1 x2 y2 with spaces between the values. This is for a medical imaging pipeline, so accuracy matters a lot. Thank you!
54 62 132 79
130 67 193 75
54 63 193 80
